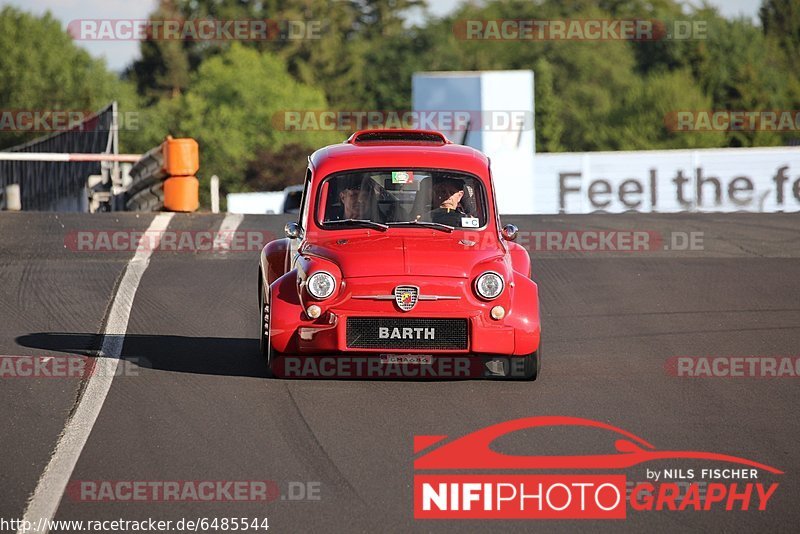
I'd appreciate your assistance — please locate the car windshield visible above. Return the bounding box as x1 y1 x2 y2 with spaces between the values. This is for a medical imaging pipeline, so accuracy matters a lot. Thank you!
319 170 486 229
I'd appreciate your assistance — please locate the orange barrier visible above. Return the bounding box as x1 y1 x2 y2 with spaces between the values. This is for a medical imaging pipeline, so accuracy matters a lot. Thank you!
162 137 199 212
163 176 199 212
127 136 201 212
163 136 199 176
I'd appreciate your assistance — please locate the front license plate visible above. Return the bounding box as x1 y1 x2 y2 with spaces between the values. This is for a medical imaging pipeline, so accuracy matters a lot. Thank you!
380 354 433 365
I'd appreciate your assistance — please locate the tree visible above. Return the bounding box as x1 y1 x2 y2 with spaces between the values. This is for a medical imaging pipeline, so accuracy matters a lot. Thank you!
760 0 800 66
127 0 428 110
533 59 564 152
148 44 338 202
245 143 312 191
127 0 191 101
351 0 426 39
760 0 800 125
690 15 791 147
605 69 725 150
0 7 140 148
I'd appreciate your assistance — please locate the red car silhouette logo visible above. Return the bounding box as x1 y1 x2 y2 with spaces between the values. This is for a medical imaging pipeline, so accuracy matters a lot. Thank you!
414 416 783 473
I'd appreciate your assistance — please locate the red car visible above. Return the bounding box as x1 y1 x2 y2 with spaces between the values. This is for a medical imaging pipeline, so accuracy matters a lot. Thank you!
258 129 540 379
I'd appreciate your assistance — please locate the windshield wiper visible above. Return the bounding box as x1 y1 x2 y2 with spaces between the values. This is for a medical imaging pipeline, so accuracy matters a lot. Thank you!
388 220 455 233
325 219 388 231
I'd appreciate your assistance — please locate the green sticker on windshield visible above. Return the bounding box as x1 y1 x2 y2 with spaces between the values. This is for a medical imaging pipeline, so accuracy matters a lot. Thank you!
392 171 414 184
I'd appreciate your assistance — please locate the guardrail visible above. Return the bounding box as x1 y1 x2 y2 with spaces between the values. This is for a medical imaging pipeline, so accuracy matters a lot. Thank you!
126 136 199 212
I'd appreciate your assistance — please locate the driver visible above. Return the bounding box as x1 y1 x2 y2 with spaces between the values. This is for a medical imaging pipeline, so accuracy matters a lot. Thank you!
430 177 466 226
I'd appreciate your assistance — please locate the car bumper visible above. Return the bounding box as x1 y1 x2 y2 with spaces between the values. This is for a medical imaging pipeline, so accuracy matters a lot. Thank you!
268 274 540 357
293 312 517 355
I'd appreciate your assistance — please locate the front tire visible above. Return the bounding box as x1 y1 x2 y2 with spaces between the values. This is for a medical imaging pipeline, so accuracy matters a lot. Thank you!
515 349 540 381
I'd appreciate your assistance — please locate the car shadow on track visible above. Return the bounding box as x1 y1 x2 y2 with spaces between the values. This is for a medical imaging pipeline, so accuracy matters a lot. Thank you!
15 332 270 378
15 333 534 382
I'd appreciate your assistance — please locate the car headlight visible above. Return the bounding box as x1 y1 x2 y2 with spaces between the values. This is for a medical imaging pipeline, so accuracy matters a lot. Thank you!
475 271 504 300
307 271 335 299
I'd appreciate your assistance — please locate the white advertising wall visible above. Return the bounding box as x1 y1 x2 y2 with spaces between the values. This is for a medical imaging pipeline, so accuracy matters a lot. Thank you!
530 147 800 214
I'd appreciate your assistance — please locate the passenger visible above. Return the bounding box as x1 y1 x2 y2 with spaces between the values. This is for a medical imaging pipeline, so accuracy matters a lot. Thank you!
329 178 373 220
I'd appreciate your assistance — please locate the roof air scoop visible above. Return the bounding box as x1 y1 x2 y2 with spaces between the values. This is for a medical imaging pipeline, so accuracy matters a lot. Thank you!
346 129 450 146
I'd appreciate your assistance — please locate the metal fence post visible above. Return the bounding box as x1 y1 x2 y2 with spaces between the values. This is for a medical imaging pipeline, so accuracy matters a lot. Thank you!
211 175 220 214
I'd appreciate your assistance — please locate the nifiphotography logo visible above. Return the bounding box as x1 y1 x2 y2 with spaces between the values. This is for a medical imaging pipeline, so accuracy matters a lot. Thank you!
413 416 782 519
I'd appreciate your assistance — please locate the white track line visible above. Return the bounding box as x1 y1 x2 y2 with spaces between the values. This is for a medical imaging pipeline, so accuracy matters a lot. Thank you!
18 212 174 534
213 213 244 253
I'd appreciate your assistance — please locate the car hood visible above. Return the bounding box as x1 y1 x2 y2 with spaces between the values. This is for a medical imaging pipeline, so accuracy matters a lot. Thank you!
303 234 504 278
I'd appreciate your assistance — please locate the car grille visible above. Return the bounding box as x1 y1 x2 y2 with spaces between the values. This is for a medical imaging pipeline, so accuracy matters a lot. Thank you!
346 317 468 350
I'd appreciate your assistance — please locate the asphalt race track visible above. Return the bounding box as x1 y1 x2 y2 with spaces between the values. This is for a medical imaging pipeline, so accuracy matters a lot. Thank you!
0 211 798 532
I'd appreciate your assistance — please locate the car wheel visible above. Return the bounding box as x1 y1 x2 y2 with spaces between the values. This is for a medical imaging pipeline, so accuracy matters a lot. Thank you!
519 349 540 381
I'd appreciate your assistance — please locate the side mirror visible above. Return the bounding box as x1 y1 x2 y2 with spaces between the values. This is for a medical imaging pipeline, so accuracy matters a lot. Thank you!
501 223 518 241
285 222 303 239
